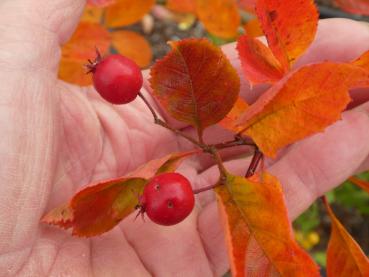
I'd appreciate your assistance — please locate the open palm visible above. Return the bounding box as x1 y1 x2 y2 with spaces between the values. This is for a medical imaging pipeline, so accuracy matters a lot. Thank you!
1 0 369 276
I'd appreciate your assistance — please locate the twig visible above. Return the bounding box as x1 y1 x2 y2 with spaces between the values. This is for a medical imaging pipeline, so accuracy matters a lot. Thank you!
245 147 263 178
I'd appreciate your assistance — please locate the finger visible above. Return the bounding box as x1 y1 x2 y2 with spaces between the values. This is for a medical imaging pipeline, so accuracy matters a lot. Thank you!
0 0 86 70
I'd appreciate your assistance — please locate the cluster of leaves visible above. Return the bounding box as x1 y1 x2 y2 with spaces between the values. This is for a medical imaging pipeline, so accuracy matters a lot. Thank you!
46 0 369 276
59 0 266 86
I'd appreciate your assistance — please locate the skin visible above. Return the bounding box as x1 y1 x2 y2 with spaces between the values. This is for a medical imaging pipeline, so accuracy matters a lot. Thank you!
0 0 368 276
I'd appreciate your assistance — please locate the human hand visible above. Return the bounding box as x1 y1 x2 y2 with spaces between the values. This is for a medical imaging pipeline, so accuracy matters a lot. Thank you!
0 0 368 276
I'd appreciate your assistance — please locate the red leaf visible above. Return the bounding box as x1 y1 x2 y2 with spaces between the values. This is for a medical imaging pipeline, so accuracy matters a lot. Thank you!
236 62 369 157
149 38 240 138
334 0 369 16
349 176 369 194
323 197 369 277
237 35 285 85
216 173 320 276
42 152 196 237
255 0 318 70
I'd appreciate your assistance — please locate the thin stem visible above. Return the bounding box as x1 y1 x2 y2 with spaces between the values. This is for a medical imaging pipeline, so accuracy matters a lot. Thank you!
245 147 263 178
208 147 227 180
211 136 256 150
193 183 222 194
138 92 204 148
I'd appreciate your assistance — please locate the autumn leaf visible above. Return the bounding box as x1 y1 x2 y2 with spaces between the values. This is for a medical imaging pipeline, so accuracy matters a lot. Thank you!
58 22 111 86
149 38 240 138
196 0 241 39
218 97 249 133
237 62 369 157
255 0 318 70
353 50 369 70
42 151 196 237
111 30 152 68
349 176 369 194
334 0 369 16
81 6 104 23
105 0 155 28
166 0 196 13
215 173 320 277
323 196 369 277
127 151 198 178
237 35 285 85
243 18 263 38
87 0 115 7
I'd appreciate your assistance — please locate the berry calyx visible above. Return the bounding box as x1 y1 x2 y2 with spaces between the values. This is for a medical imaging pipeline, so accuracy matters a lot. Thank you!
138 172 195 226
87 50 143 105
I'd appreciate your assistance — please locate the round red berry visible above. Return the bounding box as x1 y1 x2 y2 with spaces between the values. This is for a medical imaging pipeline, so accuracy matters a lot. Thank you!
89 53 143 104
139 172 195 226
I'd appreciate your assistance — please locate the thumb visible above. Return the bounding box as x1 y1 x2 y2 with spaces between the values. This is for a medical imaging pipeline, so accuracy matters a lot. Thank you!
0 0 86 70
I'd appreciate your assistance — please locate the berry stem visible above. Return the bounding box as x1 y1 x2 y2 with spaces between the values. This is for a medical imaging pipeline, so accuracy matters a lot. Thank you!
193 183 222 194
245 147 263 178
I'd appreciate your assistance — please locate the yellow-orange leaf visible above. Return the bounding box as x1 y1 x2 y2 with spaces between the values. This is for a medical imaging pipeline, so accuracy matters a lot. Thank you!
353 50 369 70
111 30 152 68
58 22 111 86
216 173 320 276
196 0 240 39
243 18 263 38
334 0 369 16
105 0 155 28
42 152 195 237
81 6 104 23
237 35 285 85
218 97 249 132
255 0 318 70
349 176 369 194
167 0 196 13
237 62 369 157
323 197 369 277
149 38 240 137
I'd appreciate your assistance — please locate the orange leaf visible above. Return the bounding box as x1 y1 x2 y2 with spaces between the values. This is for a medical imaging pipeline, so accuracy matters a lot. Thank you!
334 0 369 16
215 173 320 276
323 197 369 277
255 0 318 70
353 50 369 70
243 18 263 38
166 0 196 13
149 38 240 137
196 0 241 39
42 151 195 237
58 22 111 86
127 150 199 178
105 0 154 28
237 62 369 157
218 97 249 132
237 35 285 85
349 176 369 194
88 0 115 7
81 6 104 23
111 30 152 68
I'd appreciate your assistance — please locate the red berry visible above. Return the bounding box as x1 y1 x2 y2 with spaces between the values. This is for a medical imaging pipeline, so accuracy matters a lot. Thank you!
88 52 143 104
139 173 195 226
